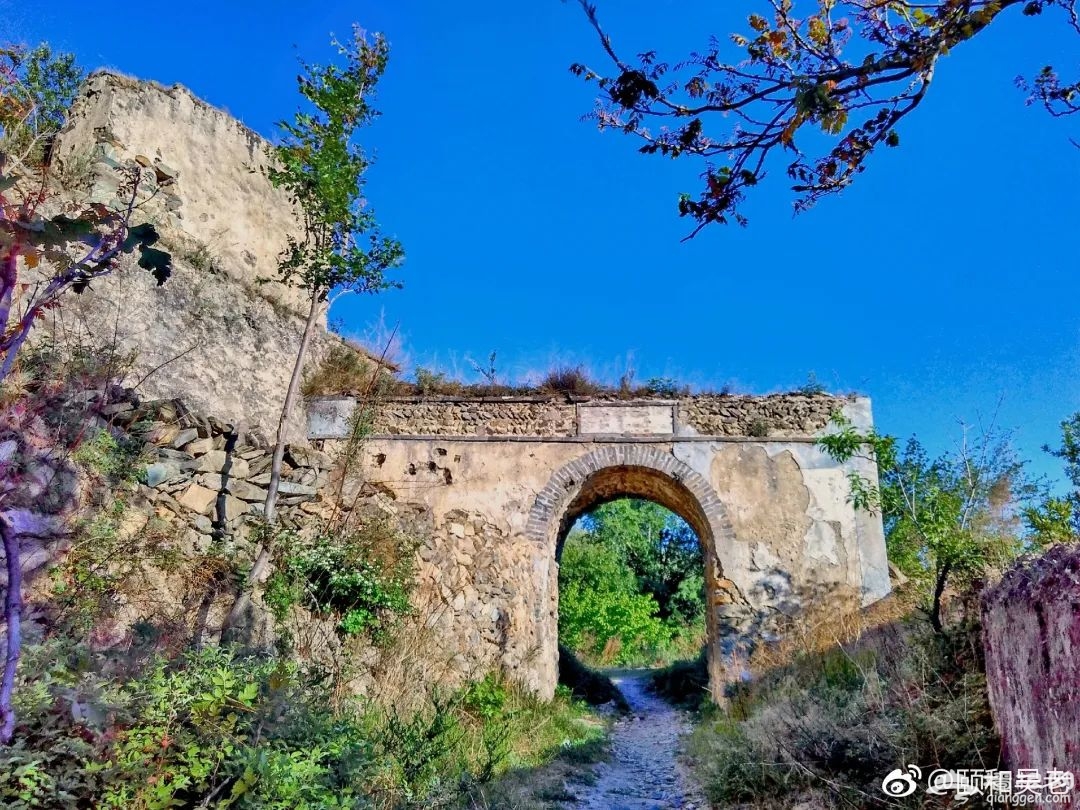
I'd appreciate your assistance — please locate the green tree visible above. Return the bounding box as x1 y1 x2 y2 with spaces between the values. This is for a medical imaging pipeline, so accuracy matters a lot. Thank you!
227 27 404 631
0 42 83 163
819 413 1041 631
558 532 669 665
1039 411 1080 531
570 0 1078 233
585 500 704 624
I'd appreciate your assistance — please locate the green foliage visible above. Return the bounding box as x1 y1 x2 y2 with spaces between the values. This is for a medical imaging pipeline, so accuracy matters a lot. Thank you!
1038 410 1080 534
1024 496 1074 544
559 533 669 666
818 412 1041 631
461 674 509 721
266 521 416 640
644 376 682 397
1 639 605 810
268 27 403 303
558 499 706 666
71 428 143 485
586 499 704 625
0 42 84 163
414 366 461 397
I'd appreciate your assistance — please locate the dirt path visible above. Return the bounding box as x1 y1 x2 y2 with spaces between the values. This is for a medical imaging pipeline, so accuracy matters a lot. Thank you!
571 671 706 810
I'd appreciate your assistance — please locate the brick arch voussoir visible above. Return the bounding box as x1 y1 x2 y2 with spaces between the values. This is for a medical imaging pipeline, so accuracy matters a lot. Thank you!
525 445 733 548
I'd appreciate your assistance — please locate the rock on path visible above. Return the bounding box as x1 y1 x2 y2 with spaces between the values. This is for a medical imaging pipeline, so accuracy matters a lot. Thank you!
572 671 706 810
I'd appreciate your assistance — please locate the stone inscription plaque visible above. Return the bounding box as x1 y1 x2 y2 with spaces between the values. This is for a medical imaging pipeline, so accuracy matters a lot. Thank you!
308 397 357 439
578 404 674 436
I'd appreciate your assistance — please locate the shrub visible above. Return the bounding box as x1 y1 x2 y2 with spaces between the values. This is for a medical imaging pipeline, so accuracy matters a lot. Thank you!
266 520 417 640
649 649 710 709
747 417 770 438
0 42 84 165
302 343 381 397
1 639 609 809
644 376 683 398
538 365 600 396
414 366 463 397
797 372 828 395
557 645 628 711
684 602 1000 808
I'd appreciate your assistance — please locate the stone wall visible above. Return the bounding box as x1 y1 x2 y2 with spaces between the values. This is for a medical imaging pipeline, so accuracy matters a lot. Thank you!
4 388 343 654
982 545 1080 776
357 392 848 439
679 393 838 436
42 72 354 441
51 71 307 315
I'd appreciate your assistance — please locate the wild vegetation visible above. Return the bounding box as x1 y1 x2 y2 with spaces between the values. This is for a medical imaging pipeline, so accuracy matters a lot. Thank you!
0 36 613 810
646 411 1079 807
559 499 705 668
3 9 1079 810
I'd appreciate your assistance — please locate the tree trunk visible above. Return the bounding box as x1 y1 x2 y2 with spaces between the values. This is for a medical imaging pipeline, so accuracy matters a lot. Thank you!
262 289 322 526
0 518 21 744
930 559 952 634
222 289 323 636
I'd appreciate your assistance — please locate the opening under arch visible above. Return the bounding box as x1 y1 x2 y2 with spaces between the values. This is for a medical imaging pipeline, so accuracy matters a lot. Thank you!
526 446 739 700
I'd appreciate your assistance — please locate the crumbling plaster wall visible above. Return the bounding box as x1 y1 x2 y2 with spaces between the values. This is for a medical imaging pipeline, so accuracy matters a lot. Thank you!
51 71 307 315
47 253 340 443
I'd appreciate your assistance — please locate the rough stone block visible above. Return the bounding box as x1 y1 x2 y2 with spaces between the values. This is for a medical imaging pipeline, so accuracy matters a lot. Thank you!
183 437 215 456
176 483 216 515
286 444 334 470
171 428 199 448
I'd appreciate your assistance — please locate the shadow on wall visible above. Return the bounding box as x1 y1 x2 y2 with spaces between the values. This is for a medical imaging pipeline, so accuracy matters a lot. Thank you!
710 571 866 685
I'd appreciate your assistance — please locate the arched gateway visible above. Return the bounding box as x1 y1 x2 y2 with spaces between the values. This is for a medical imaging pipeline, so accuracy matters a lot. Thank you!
310 393 890 702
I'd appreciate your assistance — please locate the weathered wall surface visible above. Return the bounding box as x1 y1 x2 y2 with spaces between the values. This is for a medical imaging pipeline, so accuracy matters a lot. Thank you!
47 252 339 443
319 394 890 700
365 393 845 438
43 73 347 440
51 71 306 314
982 545 1080 775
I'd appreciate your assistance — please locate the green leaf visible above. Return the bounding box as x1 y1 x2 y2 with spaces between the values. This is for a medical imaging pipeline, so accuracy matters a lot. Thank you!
137 246 173 286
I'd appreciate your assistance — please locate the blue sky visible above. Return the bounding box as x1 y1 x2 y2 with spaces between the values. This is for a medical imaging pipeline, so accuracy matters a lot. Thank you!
8 0 1080 488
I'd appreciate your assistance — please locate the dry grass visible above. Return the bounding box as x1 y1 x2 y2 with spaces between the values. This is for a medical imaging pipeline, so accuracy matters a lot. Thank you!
682 585 999 808
747 587 917 678
537 365 602 396
302 342 394 397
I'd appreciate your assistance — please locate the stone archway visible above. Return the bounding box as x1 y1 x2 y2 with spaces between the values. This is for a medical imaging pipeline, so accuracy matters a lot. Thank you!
320 393 890 701
526 446 741 701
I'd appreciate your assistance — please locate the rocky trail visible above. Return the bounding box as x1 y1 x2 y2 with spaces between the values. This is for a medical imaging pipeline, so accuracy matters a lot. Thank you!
571 671 706 810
